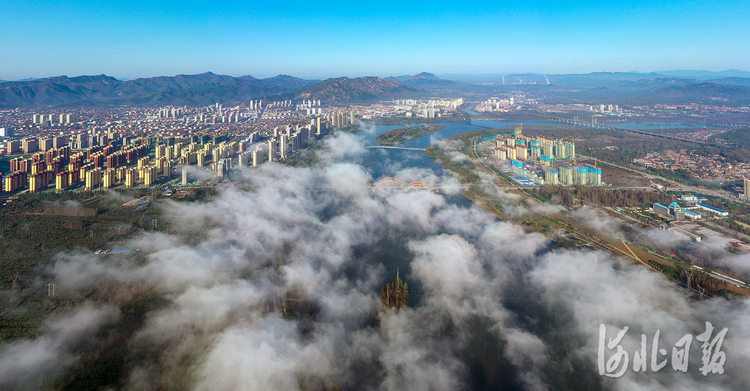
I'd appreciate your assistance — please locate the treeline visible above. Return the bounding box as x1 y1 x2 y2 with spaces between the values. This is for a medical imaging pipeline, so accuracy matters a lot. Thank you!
375 112 470 125
536 185 675 208
647 260 730 298
681 269 729 298
734 215 750 225
714 218 750 238
375 125 445 145
722 179 743 192
719 128 750 149
0 215 119 279
648 260 681 280
644 168 712 188
580 137 750 165
579 138 695 165
3 191 101 214
425 144 480 185
42 206 98 217
0 191 162 280
15 190 99 202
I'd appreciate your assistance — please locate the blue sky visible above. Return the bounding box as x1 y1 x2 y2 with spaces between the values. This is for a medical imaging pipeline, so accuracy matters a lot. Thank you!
0 0 748 80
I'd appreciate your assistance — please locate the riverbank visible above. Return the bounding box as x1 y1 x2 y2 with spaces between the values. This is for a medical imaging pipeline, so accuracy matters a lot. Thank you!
424 127 748 298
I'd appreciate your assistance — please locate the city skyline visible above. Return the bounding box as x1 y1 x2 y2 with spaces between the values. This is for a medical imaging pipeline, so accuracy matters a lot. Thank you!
1 0 749 80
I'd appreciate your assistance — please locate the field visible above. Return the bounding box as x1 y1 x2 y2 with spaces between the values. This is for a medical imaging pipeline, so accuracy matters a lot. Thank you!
0 188 214 342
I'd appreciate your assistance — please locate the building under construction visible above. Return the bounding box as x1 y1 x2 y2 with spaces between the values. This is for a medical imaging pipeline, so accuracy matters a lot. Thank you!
380 269 409 311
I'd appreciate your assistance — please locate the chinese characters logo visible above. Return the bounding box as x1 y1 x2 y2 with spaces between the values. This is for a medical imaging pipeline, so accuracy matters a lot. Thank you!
598 322 727 377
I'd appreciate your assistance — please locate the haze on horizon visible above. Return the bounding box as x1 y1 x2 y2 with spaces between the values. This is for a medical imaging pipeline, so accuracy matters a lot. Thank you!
1 0 748 81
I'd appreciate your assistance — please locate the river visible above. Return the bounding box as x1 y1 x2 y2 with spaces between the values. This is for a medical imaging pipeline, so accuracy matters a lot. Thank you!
349 118 721 306
354 118 575 186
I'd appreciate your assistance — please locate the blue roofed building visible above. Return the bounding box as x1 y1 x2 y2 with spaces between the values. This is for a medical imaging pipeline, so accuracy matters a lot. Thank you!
696 203 729 217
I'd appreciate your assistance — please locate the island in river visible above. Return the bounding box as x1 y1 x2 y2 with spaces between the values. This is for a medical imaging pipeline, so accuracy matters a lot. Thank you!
375 124 446 145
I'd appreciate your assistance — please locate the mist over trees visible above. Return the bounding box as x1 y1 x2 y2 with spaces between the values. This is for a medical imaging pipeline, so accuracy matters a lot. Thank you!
1 133 749 390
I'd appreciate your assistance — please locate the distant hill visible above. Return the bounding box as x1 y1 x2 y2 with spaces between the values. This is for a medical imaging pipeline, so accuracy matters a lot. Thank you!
610 77 697 90
436 71 750 88
388 72 457 87
0 74 119 107
255 74 316 90
0 72 318 108
387 75 411 83
706 77 750 87
500 74 546 85
646 82 750 105
434 72 672 87
408 72 443 82
546 72 668 88
435 73 551 85
434 72 651 86
543 81 750 106
386 72 491 96
5 69 750 108
296 77 419 103
386 72 465 96
435 73 515 84
657 69 750 80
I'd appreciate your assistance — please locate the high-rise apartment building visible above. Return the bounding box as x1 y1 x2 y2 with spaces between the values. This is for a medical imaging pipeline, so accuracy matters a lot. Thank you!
22 137 39 154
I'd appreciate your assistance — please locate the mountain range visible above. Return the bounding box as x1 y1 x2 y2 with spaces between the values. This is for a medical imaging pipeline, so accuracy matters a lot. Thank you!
1 70 749 108
295 76 419 103
0 72 320 108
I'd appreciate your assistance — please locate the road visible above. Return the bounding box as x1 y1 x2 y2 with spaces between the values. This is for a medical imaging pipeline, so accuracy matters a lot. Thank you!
459 114 750 296
425 124 750 298
473 135 516 185
478 111 736 198
578 154 734 199
473 138 658 191
537 114 710 144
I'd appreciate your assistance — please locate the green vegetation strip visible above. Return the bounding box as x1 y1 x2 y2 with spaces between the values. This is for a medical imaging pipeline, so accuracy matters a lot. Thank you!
376 125 446 145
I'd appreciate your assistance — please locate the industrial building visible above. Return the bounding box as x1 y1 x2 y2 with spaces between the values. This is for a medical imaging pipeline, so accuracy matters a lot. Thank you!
696 203 729 217
653 202 702 220
653 203 670 216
